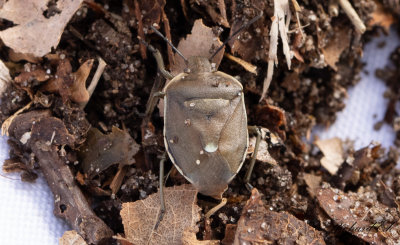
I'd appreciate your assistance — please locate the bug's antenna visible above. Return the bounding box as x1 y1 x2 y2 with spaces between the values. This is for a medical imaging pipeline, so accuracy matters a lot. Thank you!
209 12 263 60
150 25 188 64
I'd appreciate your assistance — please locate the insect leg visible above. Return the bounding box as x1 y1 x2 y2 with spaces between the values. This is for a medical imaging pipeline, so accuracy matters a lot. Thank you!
244 126 262 190
155 152 167 230
138 37 174 80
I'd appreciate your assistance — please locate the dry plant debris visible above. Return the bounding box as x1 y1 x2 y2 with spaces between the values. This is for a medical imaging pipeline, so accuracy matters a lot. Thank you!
169 19 224 75
316 185 400 244
7 109 112 244
59 230 88 245
42 59 93 104
79 126 139 178
182 228 219 245
321 27 352 71
120 184 200 245
315 137 344 175
262 0 292 101
0 59 11 95
369 0 396 31
0 0 84 58
234 188 326 245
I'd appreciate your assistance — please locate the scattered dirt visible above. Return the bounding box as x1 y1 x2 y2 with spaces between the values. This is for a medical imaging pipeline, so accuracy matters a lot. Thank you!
0 0 400 244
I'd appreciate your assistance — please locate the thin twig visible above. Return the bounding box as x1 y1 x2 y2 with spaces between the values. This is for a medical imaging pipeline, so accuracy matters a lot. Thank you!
338 0 366 34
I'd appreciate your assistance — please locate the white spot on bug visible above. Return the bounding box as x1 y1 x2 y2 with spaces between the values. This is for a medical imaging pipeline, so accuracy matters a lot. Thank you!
196 159 200 165
169 139 174 143
204 142 218 153
200 150 204 155
189 102 195 107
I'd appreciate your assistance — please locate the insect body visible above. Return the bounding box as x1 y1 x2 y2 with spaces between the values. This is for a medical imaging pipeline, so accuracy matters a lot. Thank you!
163 56 248 198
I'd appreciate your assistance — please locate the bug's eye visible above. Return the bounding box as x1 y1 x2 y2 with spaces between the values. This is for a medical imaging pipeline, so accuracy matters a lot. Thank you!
184 98 230 114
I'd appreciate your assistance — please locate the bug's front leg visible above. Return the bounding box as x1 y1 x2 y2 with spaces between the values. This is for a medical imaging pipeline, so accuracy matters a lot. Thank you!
138 37 173 80
244 126 262 191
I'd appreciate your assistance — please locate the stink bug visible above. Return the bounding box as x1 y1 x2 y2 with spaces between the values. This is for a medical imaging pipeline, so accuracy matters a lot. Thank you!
142 13 263 223
163 55 248 199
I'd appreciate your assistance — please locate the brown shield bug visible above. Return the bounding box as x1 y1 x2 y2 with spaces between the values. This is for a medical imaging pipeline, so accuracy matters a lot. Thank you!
142 13 263 223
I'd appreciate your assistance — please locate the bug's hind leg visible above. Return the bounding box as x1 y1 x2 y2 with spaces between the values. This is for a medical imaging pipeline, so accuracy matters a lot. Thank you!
154 152 167 230
205 198 228 219
244 126 262 191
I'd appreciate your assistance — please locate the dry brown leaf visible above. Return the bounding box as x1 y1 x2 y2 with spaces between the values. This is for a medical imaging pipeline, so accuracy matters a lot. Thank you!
59 230 87 245
254 104 287 141
42 59 93 103
321 27 351 71
0 0 84 58
121 184 200 245
234 188 326 245
79 126 140 178
369 1 395 32
331 146 375 189
170 19 224 75
316 185 400 244
315 137 344 175
182 227 219 245
0 59 11 96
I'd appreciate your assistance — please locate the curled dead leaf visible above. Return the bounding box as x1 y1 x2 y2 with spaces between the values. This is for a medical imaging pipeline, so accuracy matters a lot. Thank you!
0 0 84 58
42 59 93 103
79 126 140 178
121 185 200 245
254 104 287 140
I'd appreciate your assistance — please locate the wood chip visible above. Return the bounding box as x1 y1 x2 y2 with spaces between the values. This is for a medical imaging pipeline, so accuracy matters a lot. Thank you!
59 230 87 245
224 53 258 75
315 137 344 175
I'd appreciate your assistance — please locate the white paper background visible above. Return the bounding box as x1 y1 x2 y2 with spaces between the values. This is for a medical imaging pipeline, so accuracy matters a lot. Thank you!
0 28 399 245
